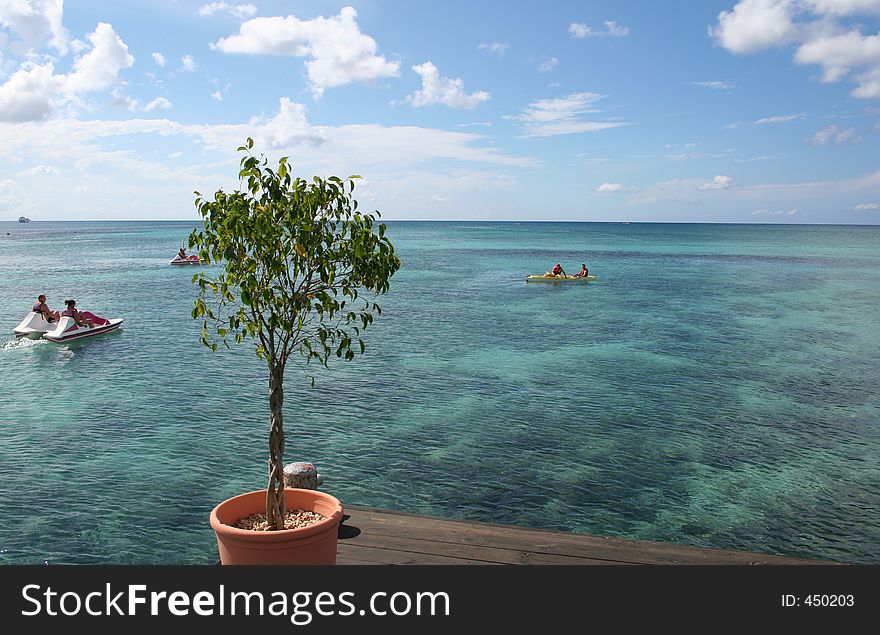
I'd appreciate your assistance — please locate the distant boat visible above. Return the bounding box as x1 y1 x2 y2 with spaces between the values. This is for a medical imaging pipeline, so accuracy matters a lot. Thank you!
18 216 30 223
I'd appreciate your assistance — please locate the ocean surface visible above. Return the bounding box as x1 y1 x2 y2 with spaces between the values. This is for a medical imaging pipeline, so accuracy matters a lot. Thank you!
0 220 878 564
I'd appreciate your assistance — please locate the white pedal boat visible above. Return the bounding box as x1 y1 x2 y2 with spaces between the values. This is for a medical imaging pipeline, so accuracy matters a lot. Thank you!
13 311 54 338
42 314 123 342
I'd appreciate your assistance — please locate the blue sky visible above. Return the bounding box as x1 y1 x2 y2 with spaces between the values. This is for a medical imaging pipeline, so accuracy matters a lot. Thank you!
1 0 879 223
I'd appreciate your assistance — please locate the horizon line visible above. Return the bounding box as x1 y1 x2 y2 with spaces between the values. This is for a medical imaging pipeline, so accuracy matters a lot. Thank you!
4 219 880 227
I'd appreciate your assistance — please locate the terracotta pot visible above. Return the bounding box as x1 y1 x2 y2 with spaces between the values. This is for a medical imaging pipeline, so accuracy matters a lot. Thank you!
210 489 343 565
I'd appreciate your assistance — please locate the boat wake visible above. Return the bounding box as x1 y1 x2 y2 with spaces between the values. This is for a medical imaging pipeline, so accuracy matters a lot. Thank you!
2 337 46 352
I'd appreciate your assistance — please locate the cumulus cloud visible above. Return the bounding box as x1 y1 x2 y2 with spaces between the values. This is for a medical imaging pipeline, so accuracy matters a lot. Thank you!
211 90 223 101
63 23 134 93
152 52 165 67
712 0 880 99
794 31 880 85
809 124 862 144
109 88 138 110
0 0 69 54
244 97 326 149
144 97 172 112
597 182 623 192
508 92 628 137
698 175 734 190
180 55 198 72
211 6 400 97
478 42 509 57
405 62 490 109
0 63 60 122
709 0 798 53
569 21 630 38
0 22 134 122
805 1 880 16
198 3 258 19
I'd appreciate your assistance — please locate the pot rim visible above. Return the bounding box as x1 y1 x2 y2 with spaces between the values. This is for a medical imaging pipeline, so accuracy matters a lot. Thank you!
210 488 343 543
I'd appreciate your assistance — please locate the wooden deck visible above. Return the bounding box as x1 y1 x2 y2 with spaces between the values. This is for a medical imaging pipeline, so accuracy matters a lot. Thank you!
336 506 832 565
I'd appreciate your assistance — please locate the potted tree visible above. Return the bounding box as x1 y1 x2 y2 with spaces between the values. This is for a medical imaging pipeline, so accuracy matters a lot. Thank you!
190 138 400 564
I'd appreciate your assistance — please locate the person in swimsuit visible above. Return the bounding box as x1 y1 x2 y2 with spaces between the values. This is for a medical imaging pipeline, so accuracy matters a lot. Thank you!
178 246 187 259
33 294 59 321
62 299 96 329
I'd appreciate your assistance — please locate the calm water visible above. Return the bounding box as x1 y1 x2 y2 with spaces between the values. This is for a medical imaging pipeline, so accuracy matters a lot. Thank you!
0 220 878 564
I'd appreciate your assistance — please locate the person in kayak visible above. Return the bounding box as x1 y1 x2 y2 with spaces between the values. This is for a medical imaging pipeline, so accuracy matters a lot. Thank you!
550 263 566 277
33 294 59 322
575 263 589 277
62 299 97 329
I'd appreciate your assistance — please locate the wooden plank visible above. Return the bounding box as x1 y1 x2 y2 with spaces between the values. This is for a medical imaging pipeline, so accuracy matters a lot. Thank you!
346 507 824 564
338 507 831 565
338 543 504 565
340 533 613 564
339 528 624 565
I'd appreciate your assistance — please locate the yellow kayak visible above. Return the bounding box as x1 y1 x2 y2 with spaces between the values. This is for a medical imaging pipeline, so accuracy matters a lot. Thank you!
526 274 597 283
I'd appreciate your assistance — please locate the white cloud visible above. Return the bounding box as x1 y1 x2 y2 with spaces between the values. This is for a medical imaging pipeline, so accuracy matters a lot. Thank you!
795 31 880 85
509 92 628 137
180 55 198 72
211 90 223 101
536 56 558 72
405 62 490 109
853 202 880 209
754 113 806 124
809 124 862 144
243 97 326 149
22 164 57 176
805 0 880 15
198 3 258 19
144 97 172 112
211 6 400 97
0 98 536 219
62 23 134 93
713 1 880 99
752 207 798 215
851 66 880 99
478 42 509 57
698 175 734 190
569 21 630 38
690 81 737 89
152 52 165 67
0 0 69 54
597 182 623 192
0 62 60 122
709 0 799 54
109 88 138 110
0 178 22 208
627 168 880 207
733 154 785 162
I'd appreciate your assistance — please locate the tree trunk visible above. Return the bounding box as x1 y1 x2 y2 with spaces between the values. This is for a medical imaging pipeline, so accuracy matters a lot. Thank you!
266 362 286 530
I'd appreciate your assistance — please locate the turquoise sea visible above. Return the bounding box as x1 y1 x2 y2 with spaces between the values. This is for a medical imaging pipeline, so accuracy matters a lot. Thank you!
0 220 878 564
